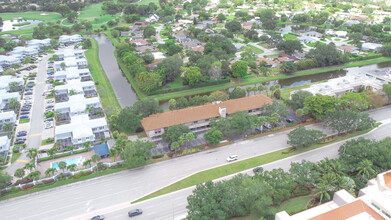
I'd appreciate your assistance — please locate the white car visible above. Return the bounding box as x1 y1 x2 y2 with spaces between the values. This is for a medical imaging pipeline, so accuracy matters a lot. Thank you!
45 123 53 129
226 155 238 162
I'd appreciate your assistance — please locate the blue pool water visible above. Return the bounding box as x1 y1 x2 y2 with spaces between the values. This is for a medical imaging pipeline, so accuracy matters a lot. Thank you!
51 157 83 170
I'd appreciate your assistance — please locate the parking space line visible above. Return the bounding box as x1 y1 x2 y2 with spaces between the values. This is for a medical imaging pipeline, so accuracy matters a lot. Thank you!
16 160 29 163
29 133 42 137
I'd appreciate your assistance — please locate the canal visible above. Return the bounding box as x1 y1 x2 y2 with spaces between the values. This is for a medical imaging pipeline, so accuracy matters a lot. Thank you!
91 34 138 107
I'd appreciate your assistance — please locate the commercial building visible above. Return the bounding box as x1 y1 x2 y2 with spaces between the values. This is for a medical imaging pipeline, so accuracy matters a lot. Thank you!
295 72 387 98
141 94 273 141
276 170 391 220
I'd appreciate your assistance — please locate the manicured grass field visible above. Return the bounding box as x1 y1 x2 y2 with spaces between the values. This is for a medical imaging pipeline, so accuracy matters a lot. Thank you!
85 37 121 113
12 22 31 26
133 125 379 203
134 0 158 4
78 3 119 24
19 118 30 124
306 41 326 47
11 153 21 163
0 11 62 22
277 196 312 213
247 45 264 54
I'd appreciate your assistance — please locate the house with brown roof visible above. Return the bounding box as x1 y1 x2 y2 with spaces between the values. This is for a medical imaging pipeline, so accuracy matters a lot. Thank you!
129 39 150 47
338 45 360 54
141 94 273 141
256 57 277 68
276 170 391 220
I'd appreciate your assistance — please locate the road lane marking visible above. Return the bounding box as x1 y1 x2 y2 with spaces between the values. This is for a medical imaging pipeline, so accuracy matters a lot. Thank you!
16 160 29 163
29 133 41 137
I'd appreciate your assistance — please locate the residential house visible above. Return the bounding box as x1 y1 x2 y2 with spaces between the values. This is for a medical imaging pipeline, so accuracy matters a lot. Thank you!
27 38 51 48
338 45 360 54
183 40 201 50
0 111 17 130
275 54 299 63
146 14 160 23
302 31 323 38
56 49 84 60
0 136 10 158
141 94 273 141
195 20 216 30
0 75 24 92
54 67 91 82
55 114 109 150
152 52 166 60
0 55 21 68
173 33 190 43
130 39 150 47
325 29 348 38
54 56 88 70
256 57 277 68
55 94 101 119
362 43 383 52
233 43 246 50
0 90 20 112
58 34 83 45
133 21 149 26
55 80 97 102
276 170 391 220
345 20 361 26
297 36 317 44
8 46 39 58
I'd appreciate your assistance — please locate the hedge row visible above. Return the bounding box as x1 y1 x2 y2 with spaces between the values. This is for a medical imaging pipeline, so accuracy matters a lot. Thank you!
149 78 231 95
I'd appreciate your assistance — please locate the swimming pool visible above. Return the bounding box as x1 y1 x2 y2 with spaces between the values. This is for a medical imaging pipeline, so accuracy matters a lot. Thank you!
51 156 84 170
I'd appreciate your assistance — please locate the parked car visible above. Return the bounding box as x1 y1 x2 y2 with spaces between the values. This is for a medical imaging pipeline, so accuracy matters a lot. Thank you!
24 97 32 100
47 71 54 75
44 118 53 122
286 118 294 123
17 132 27 137
45 124 53 129
226 155 238 162
24 92 33 95
91 215 104 220
253 167 264 173
20 115 29 119
46 105 54 109
14 140 25 144
15 138 26 142
20 112 30 115
128 209 143 217
29 77 35 80
47 100 54 104
263 123 272 129
21 108 31 112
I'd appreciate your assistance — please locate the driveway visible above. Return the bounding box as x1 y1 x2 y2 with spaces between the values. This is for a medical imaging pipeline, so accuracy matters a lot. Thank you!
5 55 49 176
155 24 165 44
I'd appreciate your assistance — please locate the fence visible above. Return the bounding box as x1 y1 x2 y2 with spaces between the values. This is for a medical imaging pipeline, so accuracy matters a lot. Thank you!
2 160 124 192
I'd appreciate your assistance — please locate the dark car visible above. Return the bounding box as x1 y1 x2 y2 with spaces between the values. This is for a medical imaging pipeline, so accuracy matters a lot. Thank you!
20 115 29 119
44 118 53 122
263 123 272 129
29 77 35 80
253 167 264 173
91 215 104 220
20 112 30 115
17 132 27 137
128 209 143 217
14 140 25 144
16 138 26 141
21 108 31 112
286 118 294 123
24 92 33 95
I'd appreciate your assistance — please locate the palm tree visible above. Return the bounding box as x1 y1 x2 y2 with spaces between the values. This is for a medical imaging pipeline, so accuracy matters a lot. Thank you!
45 168 56 177
91 154 101 173
26 148 38 160
2 123 12 132
14 168 25 178
47 147 57 159
257 85 266 95
109 148 117 162
83 159 92 168
171 142 180 154
82 141 92 151
314 182 331 205
53 111 60 121
24 161 35 172
185 132 196 147
9 82 20 92
27 171 41 181
67 164 77 172
58 161 67 173
66 145 75 154
9 98 20 110
357 159 376 180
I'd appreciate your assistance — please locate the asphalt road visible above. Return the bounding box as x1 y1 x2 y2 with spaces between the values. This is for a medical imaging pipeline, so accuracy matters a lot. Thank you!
1 106 391 220
5 55 48 175
84 119 391 220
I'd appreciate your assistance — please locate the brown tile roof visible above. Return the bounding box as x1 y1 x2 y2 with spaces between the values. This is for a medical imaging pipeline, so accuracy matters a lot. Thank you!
338 45 358 52
141 94 273 131
310 200 385 220
384 172 391 189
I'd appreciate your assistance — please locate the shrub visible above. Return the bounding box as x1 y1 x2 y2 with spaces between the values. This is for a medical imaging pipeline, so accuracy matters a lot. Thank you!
1 190 8 195
44 179 54 184
22 184 34 190
12 146 19 153
9 186 21 193
152 154 164 159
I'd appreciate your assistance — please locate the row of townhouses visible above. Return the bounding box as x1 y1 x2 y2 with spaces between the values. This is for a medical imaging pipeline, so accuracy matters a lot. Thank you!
141 94 273 141
0 75 24 159
53 48 110 151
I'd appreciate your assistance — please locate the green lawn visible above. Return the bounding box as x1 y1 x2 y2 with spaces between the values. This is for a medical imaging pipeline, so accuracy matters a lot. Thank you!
247 45 264 54
306 41 326 47
134 0 158 4
11 153 21 163
0 11 62 22
150 57 391 101
85 37 121 113
284 33 298 40
19 118 30 124
41 138 54 146
277 196 312 213
133 125 379 203
78 3 119 24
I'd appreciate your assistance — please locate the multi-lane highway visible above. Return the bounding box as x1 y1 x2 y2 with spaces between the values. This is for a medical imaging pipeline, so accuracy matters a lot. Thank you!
1 106 391 220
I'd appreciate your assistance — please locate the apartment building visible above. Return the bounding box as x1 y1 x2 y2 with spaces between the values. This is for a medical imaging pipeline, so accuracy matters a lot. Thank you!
0 111 17 128
54 67 91 82
0 75 24 91
141 94 273 141
7 46 39 58
58 34 83 45
56 48 84 60
0 55 21 68
0 136 11 157
276 170 391 220
27 38 51 48
54 56 88 70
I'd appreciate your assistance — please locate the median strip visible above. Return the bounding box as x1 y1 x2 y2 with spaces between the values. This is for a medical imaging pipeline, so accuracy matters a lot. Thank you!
132 123 381 204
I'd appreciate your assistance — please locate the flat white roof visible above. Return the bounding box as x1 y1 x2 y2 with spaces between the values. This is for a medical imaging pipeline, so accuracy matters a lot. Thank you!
55 94 100 111
0 111 16 121
55 114 107 137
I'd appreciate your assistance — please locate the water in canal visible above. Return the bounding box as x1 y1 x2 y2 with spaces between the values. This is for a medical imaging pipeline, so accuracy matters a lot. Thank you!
91 34 138 107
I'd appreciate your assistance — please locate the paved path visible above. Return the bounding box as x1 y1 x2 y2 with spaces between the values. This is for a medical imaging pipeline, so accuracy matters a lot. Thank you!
155 24 165 44
5 55 49 175
248 42 280 56
1 106 391 220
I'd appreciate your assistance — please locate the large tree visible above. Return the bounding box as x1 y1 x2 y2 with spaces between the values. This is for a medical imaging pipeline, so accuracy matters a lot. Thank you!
157 56 183 83
287 126 325 148
286 90 313 110
162 125 190 143
306 43 347 67
383 84 391 103
204 128 223 145
277 40 303 55
324 110 374 135
225 20 242 33
231 61 248 79
183 66 202 86
229 87 246 99
121 140 156 168
304 94 336 120
256 9 278 30
133 98 162 117
210 111 259 137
